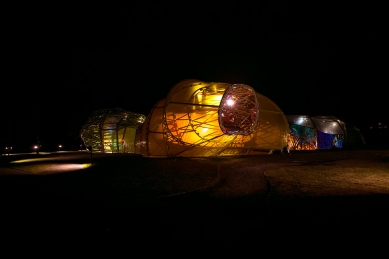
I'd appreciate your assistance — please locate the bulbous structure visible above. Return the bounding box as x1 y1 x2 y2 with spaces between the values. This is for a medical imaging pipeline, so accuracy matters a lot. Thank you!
138 79 289 157
80 108 146 153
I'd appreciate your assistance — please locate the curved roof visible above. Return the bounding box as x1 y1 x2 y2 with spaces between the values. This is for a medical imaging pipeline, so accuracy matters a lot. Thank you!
80 108 146 153
286 115 346 134
138 79 289 157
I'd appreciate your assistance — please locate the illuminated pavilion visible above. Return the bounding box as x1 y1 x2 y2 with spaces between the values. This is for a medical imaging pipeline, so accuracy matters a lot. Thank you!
137 79 290 157
80 108 146 153
285 115 347 150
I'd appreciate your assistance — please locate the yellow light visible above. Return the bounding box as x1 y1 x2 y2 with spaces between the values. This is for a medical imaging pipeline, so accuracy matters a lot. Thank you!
197 92 203 103
215 95 222 101
82 163 93 169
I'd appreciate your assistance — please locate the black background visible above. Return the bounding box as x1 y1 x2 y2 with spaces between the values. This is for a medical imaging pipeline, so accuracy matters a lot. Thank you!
2 1 387 151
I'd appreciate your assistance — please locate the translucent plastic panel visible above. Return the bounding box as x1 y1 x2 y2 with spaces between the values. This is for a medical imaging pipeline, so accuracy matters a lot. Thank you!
81 108 146 153
139 79 290 157
286 115 315 128
143 100 167 157
102 129 117 153
317 132 344 149
256 92 285 112
168 79 230 105
311 116 345 134
102 116 121 130
122 127 137 153
191 84 228 107
164 104 223 145
219 84 258 135
249 111 289 150
289 124 317 150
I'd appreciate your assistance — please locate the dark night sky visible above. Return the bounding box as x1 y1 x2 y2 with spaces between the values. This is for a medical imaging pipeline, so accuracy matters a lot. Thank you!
2 1 387 149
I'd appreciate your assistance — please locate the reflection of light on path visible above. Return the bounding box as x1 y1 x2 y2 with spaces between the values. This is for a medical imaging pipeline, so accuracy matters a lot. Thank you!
10 158 52 163
0 163 94 175
39 163 93 174
8 156 94 174
50 163 92 171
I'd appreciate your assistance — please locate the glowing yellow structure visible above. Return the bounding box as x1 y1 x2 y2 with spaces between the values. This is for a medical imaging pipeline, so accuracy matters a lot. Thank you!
80 108 146 153
138 79 289 157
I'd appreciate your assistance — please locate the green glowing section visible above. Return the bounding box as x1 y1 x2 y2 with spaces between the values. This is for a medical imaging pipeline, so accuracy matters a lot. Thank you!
80 108 146 153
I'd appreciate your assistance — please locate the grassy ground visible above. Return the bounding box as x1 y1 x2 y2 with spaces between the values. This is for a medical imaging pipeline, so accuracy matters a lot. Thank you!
0 148 388 250
0 152 221 200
